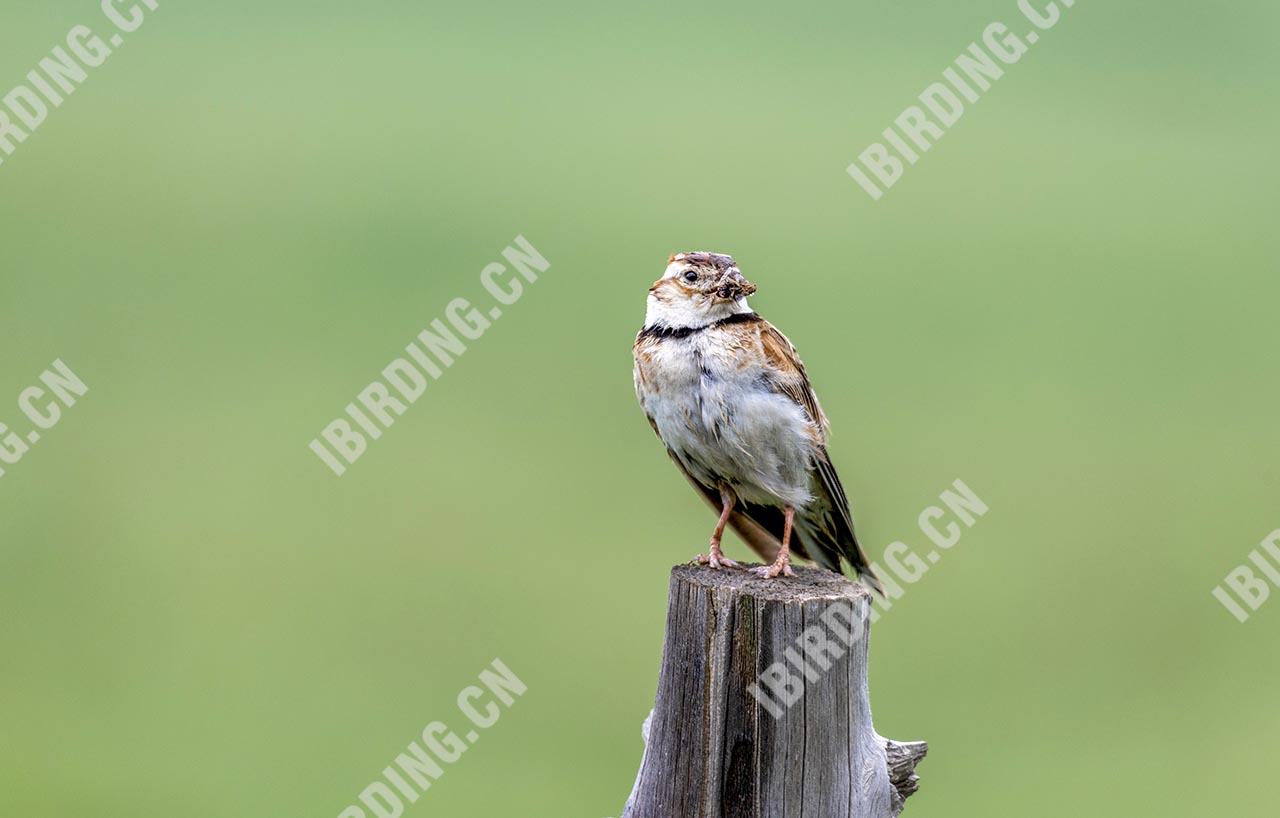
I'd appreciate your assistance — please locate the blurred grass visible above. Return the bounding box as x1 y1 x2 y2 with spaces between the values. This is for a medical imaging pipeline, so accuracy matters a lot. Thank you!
1 1 1278 816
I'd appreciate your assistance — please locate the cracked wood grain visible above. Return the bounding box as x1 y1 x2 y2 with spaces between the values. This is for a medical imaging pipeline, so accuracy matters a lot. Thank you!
622 565 927 818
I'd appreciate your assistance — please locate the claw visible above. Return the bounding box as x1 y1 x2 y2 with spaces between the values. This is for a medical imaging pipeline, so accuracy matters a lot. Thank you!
696 488 741 570
695 547 739 570
749 504 797 579
750 557 795 579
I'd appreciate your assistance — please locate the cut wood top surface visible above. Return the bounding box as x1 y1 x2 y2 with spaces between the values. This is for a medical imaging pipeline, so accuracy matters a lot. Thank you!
670 563 873 603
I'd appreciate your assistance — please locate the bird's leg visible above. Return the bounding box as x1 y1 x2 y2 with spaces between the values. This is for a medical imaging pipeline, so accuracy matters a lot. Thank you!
695 487 740 569
751 505 797 579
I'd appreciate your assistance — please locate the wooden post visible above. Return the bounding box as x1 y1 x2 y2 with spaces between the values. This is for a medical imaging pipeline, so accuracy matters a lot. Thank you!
622 565 927 818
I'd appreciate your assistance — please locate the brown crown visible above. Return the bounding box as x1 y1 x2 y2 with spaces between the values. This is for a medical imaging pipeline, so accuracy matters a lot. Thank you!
668 251 739 272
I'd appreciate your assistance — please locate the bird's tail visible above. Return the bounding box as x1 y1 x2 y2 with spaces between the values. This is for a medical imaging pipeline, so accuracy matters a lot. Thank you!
857 562 885 598
793 512 884 597
842 527 884 598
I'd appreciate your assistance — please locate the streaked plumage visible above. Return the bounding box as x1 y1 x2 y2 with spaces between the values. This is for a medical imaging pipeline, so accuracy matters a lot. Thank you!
633 251 880 591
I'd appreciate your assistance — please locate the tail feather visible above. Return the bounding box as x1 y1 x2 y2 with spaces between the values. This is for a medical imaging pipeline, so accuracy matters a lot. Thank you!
794 513 883 597
857 562 885 597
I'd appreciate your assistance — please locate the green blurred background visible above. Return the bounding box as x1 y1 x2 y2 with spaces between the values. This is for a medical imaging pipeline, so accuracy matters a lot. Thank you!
2 1 1277 815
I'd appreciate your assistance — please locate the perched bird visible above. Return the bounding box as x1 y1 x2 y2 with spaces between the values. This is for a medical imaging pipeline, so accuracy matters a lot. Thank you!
633 251 881 591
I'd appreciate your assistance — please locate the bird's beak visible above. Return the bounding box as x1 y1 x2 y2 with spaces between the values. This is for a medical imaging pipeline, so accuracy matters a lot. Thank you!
714 271 756 301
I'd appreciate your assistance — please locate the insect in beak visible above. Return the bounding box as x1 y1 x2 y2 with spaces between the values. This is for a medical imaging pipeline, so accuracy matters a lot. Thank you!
715 272 756 301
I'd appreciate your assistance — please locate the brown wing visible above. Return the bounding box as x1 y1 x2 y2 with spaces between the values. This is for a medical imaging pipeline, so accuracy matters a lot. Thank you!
758 322 830 440
745 320 883 593
635 319 880 592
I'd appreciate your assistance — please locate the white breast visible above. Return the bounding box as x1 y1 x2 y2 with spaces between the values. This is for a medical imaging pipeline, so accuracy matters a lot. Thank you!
635 329 818 510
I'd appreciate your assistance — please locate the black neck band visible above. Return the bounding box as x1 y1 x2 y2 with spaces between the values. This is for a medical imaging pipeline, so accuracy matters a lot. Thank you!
639 311 758 341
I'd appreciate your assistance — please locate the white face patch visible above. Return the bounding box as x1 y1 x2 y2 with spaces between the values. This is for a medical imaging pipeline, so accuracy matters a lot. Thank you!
645 256 753 330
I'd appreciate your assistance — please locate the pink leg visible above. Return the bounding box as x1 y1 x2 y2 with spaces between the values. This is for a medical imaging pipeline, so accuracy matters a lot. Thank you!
751 506 797 579
695 487 740 569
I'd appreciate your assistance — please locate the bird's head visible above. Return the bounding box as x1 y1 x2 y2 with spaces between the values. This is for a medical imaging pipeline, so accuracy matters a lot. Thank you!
644 252 757 330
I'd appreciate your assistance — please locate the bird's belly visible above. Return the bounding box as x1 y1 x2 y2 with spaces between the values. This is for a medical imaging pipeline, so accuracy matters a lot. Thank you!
648 369 817 509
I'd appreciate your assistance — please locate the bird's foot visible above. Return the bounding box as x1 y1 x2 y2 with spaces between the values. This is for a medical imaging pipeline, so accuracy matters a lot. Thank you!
750 558 796 579
693 545 739 570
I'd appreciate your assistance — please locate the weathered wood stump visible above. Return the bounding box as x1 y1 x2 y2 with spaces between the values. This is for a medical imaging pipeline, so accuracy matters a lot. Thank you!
622 565 927 818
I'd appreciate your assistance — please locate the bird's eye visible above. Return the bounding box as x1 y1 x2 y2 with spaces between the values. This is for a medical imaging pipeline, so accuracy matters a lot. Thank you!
683 270 698 282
